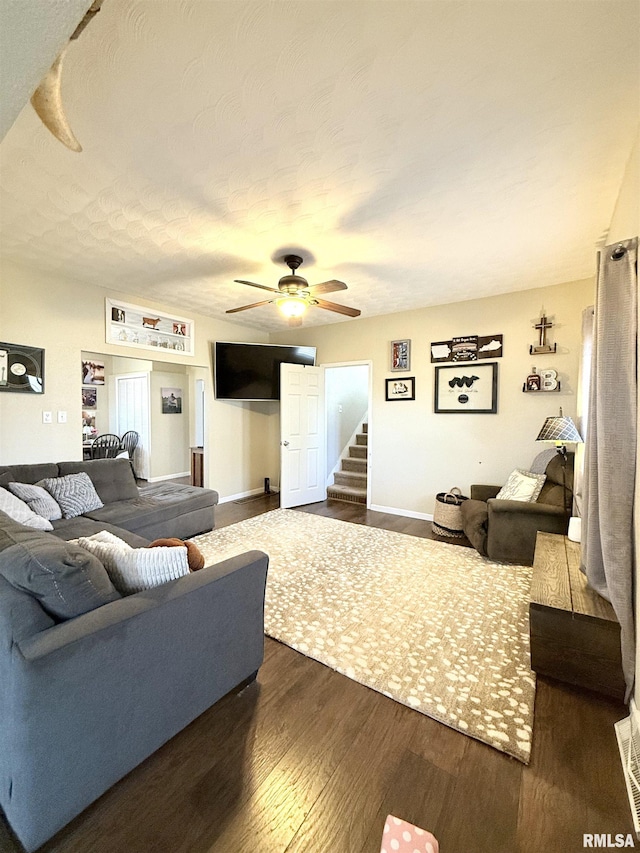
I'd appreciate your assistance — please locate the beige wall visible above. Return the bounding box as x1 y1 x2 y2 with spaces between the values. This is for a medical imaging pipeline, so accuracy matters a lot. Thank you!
0 260 280 500
273 277 594 517
150 371 189 480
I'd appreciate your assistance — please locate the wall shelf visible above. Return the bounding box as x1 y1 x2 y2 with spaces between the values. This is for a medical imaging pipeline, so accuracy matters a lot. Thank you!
522 383 561 393
105 298 194 356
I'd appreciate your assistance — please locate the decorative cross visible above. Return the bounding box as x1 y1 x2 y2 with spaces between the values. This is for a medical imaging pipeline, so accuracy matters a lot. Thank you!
534 314 553 348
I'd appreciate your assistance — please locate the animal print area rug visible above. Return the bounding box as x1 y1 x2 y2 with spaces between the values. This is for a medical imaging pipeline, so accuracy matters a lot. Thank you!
192 509 536 763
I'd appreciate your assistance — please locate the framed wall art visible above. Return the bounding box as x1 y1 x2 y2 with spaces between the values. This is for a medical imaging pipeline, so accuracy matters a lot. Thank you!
81 388 97 408
106 298 195 356
0 342 44 394
390 339 411 371
385 376 415 401
82 359 105 385
434 362 498 413
161 387 183 414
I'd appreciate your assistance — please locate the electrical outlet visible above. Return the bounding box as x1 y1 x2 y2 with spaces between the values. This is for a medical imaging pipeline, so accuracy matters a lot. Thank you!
57 411 67 424
42 411 52 424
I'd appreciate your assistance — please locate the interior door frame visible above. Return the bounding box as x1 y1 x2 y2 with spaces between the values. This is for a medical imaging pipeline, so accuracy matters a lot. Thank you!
320 360 373 509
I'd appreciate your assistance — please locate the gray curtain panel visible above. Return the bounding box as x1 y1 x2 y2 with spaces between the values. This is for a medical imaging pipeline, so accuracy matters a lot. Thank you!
582 236 638 700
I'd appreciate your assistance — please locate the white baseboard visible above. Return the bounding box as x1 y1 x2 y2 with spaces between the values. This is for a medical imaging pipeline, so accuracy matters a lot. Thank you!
219 487 279 504
146 471 190 483
370 503 433 521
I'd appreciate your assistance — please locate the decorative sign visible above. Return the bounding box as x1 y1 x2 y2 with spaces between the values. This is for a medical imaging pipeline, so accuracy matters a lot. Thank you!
0 342 45 394
106 299 194 356
430 334 503 363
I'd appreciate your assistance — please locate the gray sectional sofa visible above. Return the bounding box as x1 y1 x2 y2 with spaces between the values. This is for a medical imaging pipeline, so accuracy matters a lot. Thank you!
0 459 269 852
0 457 219 543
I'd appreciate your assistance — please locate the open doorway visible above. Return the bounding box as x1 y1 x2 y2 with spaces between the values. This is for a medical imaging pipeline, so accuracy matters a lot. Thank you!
323 361 372 508
114 372 150 480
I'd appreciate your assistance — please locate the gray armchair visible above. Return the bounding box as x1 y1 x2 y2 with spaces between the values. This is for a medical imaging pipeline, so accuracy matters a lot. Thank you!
460 452 574 565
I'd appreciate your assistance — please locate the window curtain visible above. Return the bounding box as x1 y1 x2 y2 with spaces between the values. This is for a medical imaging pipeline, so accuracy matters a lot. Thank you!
582 236 638 700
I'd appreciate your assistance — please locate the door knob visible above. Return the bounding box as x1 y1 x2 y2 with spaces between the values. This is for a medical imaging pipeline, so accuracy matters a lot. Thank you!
282 440 289 446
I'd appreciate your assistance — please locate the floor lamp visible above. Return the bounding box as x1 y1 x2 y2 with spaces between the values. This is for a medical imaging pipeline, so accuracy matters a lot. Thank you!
535 408 583 528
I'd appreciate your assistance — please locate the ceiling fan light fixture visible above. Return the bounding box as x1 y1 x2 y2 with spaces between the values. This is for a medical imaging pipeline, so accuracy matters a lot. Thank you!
277 296 307 318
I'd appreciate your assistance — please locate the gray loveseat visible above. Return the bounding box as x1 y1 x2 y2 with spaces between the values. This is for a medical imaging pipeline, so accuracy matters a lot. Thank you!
0 461 269 852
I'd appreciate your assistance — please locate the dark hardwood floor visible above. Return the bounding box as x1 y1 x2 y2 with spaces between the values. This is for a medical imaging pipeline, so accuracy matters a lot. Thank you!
0 497 631 853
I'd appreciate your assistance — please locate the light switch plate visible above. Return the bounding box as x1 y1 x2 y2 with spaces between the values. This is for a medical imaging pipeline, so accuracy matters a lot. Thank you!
57 411 67 423
42 411 52 424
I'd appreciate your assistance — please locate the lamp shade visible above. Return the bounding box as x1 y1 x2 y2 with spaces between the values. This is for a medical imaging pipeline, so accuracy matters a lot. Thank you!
276 296 307 318
536 414 583 444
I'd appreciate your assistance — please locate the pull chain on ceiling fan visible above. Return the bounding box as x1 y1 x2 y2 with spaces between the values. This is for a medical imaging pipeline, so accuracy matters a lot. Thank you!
227 255 361 326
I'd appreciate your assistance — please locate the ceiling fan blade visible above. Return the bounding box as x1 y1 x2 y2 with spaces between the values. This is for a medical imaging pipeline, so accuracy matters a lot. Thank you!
314 298 361 318
234 279 279 293
226 299 275 314
308 279 348 295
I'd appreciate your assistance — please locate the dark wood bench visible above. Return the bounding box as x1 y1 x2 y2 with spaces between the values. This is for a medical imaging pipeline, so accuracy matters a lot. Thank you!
529 531 625 701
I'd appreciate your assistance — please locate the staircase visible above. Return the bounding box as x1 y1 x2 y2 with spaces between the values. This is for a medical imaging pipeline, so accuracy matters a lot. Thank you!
327 423 368 504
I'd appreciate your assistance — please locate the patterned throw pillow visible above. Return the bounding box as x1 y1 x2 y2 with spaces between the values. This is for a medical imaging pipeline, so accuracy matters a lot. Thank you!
0 486 53 530
78 532 190 594
496 469 546 503
8 482 62 521
39 473 103 519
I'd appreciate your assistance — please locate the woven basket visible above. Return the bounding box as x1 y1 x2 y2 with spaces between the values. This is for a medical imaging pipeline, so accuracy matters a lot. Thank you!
432 487 468 538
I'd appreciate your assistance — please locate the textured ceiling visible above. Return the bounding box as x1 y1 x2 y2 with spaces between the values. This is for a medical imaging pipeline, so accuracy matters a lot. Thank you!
0 0 638 331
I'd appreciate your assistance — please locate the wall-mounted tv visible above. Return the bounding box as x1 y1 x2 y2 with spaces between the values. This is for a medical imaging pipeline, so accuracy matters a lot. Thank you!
214 341 316 401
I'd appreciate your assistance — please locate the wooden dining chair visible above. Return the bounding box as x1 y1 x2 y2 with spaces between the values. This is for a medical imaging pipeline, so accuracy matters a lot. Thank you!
90 433 121 459
119 430 139 460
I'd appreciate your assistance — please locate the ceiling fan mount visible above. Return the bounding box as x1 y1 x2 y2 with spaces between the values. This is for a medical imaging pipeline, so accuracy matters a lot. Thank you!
228 253 361 325
283 254 304 272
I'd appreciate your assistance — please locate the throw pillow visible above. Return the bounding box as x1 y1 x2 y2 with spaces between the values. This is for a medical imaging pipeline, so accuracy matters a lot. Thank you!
8 481 63 520
39 473 103 519
0 486 53 530
496 469 546 503
78 534 190 594
148 537 205 571
0 536 121 620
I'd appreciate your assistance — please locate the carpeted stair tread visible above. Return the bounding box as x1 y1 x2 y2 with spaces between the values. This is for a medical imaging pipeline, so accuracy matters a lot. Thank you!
334 470 367 487
349 445 367 459
327 484 367 504
355 433 368 446
342 457 367 473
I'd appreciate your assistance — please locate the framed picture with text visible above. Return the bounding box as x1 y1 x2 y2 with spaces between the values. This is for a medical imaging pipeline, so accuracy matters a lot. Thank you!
385 376 415 401
434 362 498 413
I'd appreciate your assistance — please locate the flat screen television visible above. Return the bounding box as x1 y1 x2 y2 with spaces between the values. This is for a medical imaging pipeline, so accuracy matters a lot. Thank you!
214 341 316 401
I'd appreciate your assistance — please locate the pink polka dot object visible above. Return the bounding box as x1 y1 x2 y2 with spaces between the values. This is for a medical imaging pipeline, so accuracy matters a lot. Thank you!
379 814 439 853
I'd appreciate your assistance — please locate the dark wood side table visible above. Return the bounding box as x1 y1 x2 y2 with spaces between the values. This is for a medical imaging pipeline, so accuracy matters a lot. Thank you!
529 531 625 701
190 447 204 488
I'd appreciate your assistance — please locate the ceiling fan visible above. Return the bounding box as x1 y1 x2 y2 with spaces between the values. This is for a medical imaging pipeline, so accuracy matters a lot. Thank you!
227 255 361 326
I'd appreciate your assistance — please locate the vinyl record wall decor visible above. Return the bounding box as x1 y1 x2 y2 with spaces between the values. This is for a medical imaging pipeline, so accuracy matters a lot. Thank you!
0 342 44 393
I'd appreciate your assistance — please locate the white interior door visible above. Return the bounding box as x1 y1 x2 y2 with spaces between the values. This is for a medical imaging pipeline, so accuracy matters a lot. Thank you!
115 373 150 480
280 364 326 508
